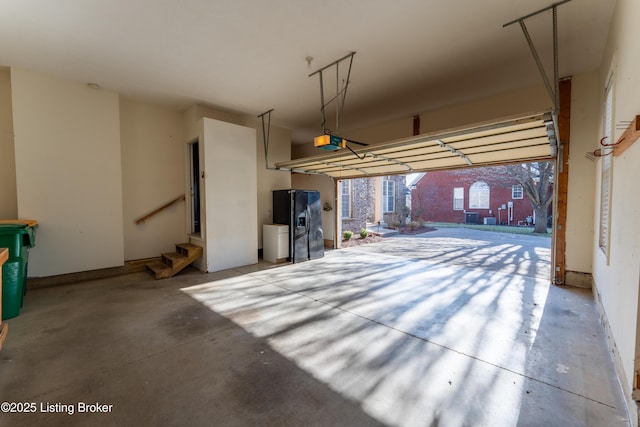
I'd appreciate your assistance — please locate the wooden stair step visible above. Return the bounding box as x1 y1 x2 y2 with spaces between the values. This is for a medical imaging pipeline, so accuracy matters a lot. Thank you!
0 323 8 352
176 243 203 257
146 261 174 280
161 251 187 268
146 243 203 280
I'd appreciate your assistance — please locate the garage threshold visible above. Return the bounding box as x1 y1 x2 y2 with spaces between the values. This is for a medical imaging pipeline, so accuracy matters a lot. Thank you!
0 235 628 426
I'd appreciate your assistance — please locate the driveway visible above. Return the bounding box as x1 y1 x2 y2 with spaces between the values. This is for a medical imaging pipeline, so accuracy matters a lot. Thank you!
354 227 551 280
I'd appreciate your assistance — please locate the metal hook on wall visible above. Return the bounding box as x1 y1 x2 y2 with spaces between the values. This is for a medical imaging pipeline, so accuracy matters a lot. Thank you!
585 135 624 158
599 135 624 147
591 148 612 158
589 135 625 158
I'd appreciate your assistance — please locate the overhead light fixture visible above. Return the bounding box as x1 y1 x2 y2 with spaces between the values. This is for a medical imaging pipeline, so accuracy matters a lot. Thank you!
87 82 101 90
314 134 346 151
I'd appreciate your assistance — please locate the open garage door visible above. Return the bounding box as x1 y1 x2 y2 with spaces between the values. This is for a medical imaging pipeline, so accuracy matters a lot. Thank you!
276 111 556 178
281 109 565 284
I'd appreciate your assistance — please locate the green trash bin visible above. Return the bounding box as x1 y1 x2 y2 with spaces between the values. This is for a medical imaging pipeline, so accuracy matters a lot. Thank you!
0 221 37 320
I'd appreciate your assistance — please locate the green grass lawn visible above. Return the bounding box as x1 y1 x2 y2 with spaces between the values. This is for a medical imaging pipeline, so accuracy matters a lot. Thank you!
424 221 552 238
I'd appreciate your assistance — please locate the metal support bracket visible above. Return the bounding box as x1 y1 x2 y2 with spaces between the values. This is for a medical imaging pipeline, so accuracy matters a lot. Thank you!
258 109 275 170
277 166 332 178
309 52 356 134
436 139 473 166
504 0 572 160
366 152 415 172
318 160 369 176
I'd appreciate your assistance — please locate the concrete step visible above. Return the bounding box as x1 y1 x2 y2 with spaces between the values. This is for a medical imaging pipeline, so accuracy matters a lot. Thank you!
366 221 388 229
365 225 399 237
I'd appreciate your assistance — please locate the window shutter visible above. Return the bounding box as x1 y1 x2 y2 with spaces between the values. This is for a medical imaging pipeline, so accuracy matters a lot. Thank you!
599 77 614 256
341 180 351 219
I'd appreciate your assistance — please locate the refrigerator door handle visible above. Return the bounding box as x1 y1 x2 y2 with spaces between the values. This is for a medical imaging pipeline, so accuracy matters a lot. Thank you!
306 205 311 259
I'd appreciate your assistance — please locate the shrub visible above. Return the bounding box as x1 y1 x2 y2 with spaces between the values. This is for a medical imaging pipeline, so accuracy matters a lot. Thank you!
359 228 368 238
408 221 419 230
343 230 353 240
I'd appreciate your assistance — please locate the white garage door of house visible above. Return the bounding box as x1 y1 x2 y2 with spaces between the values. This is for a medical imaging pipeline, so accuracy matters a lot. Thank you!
276 111 556 179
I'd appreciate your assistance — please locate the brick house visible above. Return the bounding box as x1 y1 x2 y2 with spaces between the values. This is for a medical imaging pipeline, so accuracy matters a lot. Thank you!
339 175 407 233
411 166 548 226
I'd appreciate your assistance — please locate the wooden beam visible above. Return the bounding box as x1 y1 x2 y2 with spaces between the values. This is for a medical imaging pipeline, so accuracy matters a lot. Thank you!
135 195 185 225
0 323 7 352
613 115 640 156
552 78 571 284
0 248 8 351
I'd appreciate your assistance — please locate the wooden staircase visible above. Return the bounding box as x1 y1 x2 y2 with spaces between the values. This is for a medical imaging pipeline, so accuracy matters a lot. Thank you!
146 243 203 279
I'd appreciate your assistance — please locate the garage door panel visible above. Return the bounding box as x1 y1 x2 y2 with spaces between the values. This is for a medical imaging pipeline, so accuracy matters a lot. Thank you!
459 138 550 155
277 111 555 178
442 120 545 143
372 144 441 157
446 130 549 150
467 145 552 163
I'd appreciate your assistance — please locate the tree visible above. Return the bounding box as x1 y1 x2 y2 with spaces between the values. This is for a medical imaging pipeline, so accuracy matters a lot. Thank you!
506 162 554 233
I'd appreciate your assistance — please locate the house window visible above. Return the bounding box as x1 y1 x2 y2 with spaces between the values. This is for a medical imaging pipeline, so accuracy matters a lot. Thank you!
383 179 395 213
599 75 614 257
453 187 464 210
512 185 523 199
469 181 490 209
340 180 351 218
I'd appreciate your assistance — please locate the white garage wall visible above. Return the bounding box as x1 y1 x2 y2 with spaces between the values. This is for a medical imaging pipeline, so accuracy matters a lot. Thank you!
120 97 186 260
420 84 552 134
342 83 551 144
0 68 17 219
565 72 599 277
341 116 414 145
11 68 124 277
591 0 640 404
241 116 291 249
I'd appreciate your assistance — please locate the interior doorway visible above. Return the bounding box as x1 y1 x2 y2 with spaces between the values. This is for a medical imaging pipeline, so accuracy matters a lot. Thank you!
189 140 201 235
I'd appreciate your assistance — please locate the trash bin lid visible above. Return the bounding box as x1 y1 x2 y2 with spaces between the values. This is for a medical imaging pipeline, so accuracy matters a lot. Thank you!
0 220 38 228
0 222 36 247
0 223 29 232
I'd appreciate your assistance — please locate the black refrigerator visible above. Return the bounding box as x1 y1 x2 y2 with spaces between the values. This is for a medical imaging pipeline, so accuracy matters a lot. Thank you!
273 189 324 263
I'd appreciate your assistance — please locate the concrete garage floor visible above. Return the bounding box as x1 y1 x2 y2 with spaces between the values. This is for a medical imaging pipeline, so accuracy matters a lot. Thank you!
0 229 629 426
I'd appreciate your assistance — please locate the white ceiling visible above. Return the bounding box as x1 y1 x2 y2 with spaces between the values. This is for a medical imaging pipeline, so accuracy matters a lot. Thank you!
0 0 614 143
